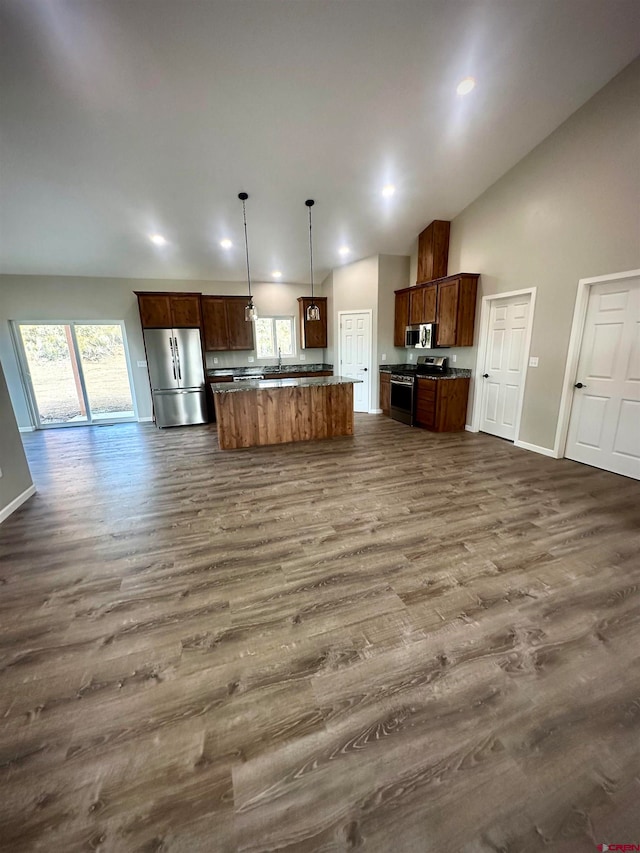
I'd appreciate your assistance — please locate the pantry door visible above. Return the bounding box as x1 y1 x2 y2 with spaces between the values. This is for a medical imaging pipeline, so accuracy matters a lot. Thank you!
479 294 532 440
565 277 640 479
339 311 371 412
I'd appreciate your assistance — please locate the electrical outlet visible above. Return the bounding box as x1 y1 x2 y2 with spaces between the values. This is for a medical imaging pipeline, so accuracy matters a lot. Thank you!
300 354 306 360
381 353 387 361
529 356 539 367
450 354 457 363
213 357 219 364
136 360 146 368
0 466 3 479
409 352 414 361
248 356 255 363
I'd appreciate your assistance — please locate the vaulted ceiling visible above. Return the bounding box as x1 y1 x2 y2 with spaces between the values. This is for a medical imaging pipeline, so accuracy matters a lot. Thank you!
1 0 639 284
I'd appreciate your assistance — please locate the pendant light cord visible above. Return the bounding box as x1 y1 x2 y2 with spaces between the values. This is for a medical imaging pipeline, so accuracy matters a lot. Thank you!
241 195 252 301
307 201 314 303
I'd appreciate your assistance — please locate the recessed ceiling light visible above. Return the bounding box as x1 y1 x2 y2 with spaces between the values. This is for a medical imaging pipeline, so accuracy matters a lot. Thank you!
220 238 233 249
381 184 396 198
456 77 476 96
272 270 282 279
149 234 167 246
338 246 350 257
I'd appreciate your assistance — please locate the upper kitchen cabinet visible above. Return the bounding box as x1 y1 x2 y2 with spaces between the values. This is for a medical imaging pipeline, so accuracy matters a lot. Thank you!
202 296 255 351
416 220 450 284
135 292 202 329
436 274 478 347
298 297 328 349
394 290 410 347
409 283 437 325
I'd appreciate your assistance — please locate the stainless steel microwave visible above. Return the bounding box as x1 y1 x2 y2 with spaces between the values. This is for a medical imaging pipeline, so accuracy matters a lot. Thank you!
405 323 438 349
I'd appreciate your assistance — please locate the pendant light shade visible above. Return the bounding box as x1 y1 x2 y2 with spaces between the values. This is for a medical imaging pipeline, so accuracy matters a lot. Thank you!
305 199 320 321
238 192 258 321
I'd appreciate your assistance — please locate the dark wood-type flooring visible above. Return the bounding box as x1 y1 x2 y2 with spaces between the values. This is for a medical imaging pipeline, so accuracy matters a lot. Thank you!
1 416 639 852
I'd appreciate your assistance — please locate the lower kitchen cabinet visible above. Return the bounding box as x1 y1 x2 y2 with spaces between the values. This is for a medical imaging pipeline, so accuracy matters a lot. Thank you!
415 377 470 432
379 371 390 415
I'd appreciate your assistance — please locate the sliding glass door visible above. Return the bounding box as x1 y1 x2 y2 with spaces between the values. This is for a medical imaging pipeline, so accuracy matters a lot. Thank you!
15 323 136 428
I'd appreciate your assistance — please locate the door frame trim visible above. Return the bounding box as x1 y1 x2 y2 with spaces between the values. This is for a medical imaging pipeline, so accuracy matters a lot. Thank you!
470 287 537 442
553 268 640 459
337 309 373 413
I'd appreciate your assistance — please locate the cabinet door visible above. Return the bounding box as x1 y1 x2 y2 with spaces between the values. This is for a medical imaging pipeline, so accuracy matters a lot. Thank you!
417 220 450 283
171 295 201 328
299 298 328 349
436 280 459 347
423 284 437 323
394 291 410 347
226 298 255 350
379 373 390 415
137 294 172 328
409 288 425 325
202 297 229 351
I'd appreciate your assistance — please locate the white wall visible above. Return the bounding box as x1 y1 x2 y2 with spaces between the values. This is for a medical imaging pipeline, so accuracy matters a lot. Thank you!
0 276 326 429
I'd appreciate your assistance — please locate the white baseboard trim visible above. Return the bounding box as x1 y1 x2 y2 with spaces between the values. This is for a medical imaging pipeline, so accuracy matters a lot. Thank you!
137 416 154 422
0 484 36 524
514 439 559 459
465 424 477 432
369 408 383 415
19 426 35 433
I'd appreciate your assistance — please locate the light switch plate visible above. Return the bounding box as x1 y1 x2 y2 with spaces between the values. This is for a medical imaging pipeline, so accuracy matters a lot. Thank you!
137 360 146 368
213 357 219 364
529 356 539 367
248 356 255 363
300 354 306 360
381 353 387 361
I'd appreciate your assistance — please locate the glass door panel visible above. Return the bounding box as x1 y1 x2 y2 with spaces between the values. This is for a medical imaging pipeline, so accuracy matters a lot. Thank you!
75 325 134 420
18 324 88 425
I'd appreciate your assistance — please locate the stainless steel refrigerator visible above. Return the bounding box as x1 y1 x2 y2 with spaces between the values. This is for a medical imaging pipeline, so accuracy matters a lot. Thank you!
143 328 207 427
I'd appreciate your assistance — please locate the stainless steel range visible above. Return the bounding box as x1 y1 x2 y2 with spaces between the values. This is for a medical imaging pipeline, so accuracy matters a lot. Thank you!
389 356 449 426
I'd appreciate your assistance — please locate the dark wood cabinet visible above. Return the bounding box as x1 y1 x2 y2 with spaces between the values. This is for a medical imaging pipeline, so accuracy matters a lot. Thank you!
394 273 478 348
225 297 255 350
201 296 254 351
379 371 390 415
298 297 328 349
408 283 437 325
435 275 478 347
394 290 410 347
136 292 202 329
416 220 450 284
415 377 470 432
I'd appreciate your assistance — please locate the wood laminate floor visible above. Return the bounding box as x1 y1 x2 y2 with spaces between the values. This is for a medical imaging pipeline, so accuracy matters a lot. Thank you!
1 416 639 852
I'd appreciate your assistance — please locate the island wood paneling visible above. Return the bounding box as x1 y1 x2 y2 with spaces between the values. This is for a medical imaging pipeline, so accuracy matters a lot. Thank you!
213 382 354 449
1 418 639 851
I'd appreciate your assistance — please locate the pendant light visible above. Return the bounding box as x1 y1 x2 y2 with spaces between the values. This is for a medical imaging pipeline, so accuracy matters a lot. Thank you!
305 199 320 321
238 192 258 321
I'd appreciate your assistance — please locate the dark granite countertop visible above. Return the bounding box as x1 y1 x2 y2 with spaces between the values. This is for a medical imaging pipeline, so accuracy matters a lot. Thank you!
379 364 472 380
210 375 359 393
207 363 333 378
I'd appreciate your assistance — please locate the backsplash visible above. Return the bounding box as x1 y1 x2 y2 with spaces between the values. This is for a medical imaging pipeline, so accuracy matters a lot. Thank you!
205 348 326 370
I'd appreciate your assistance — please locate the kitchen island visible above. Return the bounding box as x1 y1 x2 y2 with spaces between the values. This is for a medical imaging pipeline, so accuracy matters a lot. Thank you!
209 375 360 450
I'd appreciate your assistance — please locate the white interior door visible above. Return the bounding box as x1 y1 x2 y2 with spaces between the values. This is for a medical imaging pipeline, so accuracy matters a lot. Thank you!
479 295 531 440
339 312 371 413
565 277 640 479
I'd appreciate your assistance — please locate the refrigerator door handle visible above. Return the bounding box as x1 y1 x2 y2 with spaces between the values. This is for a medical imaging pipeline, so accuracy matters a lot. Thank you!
169 336 176 379
174 337 182 380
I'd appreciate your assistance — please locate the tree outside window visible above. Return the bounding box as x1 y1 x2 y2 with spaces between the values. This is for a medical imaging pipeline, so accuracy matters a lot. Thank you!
255 317 295 358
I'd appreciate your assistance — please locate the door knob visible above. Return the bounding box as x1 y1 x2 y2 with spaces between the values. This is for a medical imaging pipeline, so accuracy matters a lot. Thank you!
363 368 368 372
482 373 489 378
574 382 586 389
